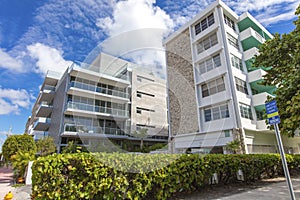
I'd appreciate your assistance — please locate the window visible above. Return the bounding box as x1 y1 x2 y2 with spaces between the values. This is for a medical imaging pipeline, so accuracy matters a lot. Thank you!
224 15 236 31
235 77 248 94
256 110 264 120
224 130 230 137
198 54 221 74
137 91 155 98
197 33 218 54
137 75 154 82
240 103 253 120
204 104 230 122
136 124 156 129
195 13 215 35
136 107 155 114
201 77 225 97
227 33 239 49
231 54 243 71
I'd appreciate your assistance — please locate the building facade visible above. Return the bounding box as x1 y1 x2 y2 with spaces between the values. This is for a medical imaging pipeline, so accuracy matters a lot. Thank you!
26 53 168 152
165 0 300 154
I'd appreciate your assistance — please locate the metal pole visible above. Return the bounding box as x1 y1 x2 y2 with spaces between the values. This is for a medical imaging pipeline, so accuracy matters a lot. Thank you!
274 124 295 200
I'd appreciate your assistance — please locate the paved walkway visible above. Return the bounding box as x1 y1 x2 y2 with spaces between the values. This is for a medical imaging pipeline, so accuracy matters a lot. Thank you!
0 166 31 200
173 176 300 200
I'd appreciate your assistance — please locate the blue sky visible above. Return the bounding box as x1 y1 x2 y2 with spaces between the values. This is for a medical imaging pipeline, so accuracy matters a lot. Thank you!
0 0 299 147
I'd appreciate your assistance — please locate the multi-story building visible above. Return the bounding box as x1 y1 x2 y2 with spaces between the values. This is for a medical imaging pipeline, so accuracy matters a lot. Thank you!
164 0 300 154
26 53 168 152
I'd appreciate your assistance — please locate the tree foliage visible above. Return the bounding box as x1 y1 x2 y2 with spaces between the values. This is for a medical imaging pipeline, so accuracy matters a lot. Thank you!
36 137 56 156
253 5 300 136
61 141 87 153
226 140 241 154
2 134 37 163
131 128 148 150
11 151 35 178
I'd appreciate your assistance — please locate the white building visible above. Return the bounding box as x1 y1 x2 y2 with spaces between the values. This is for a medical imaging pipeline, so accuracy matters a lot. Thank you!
25 53 168 152
164 0 300 154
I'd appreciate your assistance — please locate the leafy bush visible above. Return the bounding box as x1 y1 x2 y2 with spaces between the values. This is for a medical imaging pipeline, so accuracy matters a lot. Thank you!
32 153 300 200
36 137 56 156
2 134 36 163
11 151 35 178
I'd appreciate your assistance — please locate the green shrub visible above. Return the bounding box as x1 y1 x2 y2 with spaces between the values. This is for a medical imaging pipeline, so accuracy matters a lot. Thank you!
32 153 300 200
2 134 36 163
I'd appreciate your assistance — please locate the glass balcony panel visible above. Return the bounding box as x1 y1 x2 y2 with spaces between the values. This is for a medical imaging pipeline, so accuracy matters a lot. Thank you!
67 102 128 117
70 81 128 99
64 124 126 135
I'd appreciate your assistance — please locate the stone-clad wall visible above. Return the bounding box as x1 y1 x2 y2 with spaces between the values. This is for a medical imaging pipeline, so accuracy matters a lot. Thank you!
166 29 199 137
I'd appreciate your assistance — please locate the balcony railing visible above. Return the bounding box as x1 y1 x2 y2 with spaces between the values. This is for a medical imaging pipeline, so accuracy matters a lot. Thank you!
36 101 53 113
252 92 274 106
240 27 266 44
67 102 128 117
43 85 56 92
70 81 129 99
64 124 126 136
33 117 51 131
71 62 129 81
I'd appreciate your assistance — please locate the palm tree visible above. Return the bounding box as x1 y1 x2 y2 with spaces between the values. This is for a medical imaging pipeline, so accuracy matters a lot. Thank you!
132 128 148 151
226 139 241 154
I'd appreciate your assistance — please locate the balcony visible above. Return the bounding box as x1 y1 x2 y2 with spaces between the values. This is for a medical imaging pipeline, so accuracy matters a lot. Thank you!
69 81 129 99
66 102 129 118
256 120 268 130
38 85 56 102
248 69 266 83
252 92 274 107
70 63 130 87
240 27 266 51
33 117 51 131
243 47 259 62
36 102 53 117
63 124 127 136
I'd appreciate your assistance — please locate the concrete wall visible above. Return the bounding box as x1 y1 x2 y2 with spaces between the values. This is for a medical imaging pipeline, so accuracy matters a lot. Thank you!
245 130 300 154
48 72 69 148
166 29 199 137
131 68 168 136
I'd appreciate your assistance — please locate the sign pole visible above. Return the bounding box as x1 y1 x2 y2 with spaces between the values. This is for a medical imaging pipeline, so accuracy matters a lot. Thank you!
274 123 295 200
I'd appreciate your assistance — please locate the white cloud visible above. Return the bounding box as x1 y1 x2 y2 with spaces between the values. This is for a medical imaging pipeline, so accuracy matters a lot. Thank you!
224 0 298 26
0 87 32 115
0 48 23 72
95 0 174 75
27 43 72 75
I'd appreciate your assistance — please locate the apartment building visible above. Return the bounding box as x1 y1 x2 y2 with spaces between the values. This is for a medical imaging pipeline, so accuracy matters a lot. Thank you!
165 0 300 154
25 53 168 152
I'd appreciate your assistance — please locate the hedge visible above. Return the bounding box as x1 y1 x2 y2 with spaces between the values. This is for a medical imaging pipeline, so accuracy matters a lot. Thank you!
31 153 300 200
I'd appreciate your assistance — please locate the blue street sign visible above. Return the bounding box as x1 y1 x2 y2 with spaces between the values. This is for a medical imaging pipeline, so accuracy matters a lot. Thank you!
268 115 280 125
265 100 278 114
265 100 280 125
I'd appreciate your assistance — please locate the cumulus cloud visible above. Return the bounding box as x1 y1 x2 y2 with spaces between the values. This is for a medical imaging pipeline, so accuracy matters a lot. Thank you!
0 87 32 115
27 43 72 75
0 48 23 72
223 0 299 26
94 0 174 77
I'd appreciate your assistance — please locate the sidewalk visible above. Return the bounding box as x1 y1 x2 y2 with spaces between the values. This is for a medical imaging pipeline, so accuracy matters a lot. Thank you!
172 176 300 200
0 166 31 200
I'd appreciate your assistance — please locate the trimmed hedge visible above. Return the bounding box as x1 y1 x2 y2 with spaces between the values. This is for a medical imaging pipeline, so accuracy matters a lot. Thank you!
32 153 300 200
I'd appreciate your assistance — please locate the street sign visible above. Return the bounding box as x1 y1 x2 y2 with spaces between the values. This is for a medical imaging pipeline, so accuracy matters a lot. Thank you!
265 100 295 199
268 116 280 125
265 100 280 125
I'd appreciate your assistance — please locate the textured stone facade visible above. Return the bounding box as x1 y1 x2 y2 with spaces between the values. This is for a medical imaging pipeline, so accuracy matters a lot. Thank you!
166 29 199 136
